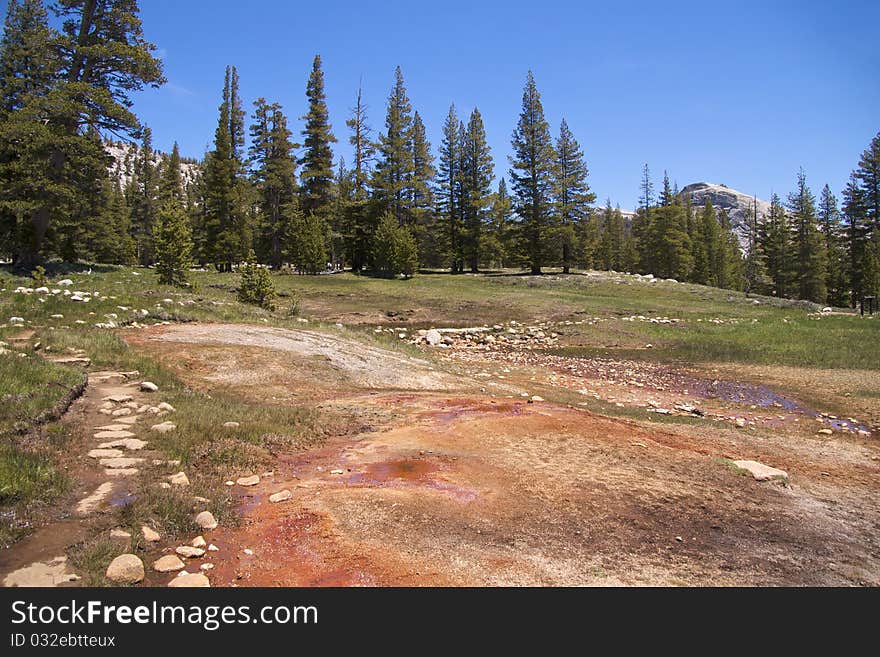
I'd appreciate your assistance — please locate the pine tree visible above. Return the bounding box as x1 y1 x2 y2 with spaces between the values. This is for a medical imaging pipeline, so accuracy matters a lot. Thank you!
372 212 399 277
788 169 827 302
0 0 56 113
717 209 744 290
461 107 494 272
743 199 765 293
300 55 336 218
759 193 795 298
238 249 276 309
249 98 297 268
130 127 158 264
155 200 193 288
396 225 419 279
692 199 720 285
373 66 414 226
553 119 594 273
292 212 327 275
202 65 249 270
842 173 868 305
484 178 512 269
409 110 435 264
346 83 375 200
437 104 464 272
159 142 184 204
818 184 848 306
509 71 556 275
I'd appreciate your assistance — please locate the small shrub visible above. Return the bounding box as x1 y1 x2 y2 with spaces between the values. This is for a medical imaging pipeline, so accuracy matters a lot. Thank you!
237 251 276 310
30 265 47 288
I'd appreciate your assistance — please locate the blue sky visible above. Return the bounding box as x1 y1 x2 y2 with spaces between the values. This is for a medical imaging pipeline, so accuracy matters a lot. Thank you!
12 0 880 210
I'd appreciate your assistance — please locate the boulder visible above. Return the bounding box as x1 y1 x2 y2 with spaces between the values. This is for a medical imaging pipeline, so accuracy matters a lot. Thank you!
269 490 292 503
167 573 210 588
152 555 185 572
175 546 205 558
150 421 176 434
236 474 260 487
141 525 160 542
732 459 789 482
105 554 144 584
140 381 159 392
195 510 218 530
425 329 442 346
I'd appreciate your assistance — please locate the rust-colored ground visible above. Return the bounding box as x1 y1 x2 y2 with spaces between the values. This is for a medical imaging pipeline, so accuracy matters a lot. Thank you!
130 324 880 586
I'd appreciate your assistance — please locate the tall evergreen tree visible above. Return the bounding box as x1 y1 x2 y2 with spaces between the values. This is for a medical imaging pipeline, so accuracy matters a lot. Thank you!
437 104 464 272
299 54 336 218
788 169 827 302
130 127 158 264
759 193 795 298
343 83 376 271
483 178 512 269
0 0 55 113
818 184 848 306
553 118 594 273
2 0 163 267
249 98 297 268
461 107 494 272
159 142 184 204
202 65 249 269
509 71 556 274
373 66 414 226
692 198 720 285
409 110 435 263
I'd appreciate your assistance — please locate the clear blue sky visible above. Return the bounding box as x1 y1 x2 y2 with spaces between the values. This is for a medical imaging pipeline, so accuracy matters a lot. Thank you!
17 0 880 210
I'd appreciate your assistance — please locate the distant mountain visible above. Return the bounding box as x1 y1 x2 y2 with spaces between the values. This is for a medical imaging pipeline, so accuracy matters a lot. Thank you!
680 182 770 249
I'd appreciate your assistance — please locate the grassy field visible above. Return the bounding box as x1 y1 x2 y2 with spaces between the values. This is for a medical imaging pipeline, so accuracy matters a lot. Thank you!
1 263 878 551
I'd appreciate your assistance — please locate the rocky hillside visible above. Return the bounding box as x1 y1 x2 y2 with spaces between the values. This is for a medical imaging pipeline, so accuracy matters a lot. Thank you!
680 182 770 249
105 141 200 191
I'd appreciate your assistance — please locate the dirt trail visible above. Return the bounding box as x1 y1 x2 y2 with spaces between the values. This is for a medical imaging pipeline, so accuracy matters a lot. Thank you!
0 371 171 587
132 323 880 587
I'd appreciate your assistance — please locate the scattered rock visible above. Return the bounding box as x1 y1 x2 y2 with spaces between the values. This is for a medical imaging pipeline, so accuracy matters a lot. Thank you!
111 407 133 417
817 428 833 435
88 448 124 459
150 421 176 434
191 535 206 548
105 554 144 584
530 395 544 402
152 555 185 572
167 573 209 587
200 563 214 571
140 381 159 392
99 457 144 469
98 438 148 451
269 490 292 503
195 510 218 530
105 467 139 477
75 482 115 516
157 402 175 412
168 472 190 486
175 546 206 558
208 544 219 552
732 459 789 482
93 430 137 440
735 418 747 428
2 556 79 587
236 474 260 487
425 329 442 346
110 528 131 541
243 548 254 556
223 421 240 428
329 469 345 475
142 525 160 542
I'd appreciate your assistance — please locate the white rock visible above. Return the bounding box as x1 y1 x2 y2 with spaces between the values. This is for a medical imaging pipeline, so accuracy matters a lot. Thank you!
175 546 205 558
223 421 240 428
269 490 292 503
425 329 442 346
167 573 209 587
157 402 175 412
236 475 260 487
191 535 206 548
195 511 218 530
150 421 176 434
168 472 190 486
142 525 160 542
105 554 144 584
57 279 73 286
140 381 159 392
152 555 185 572
732 459 789 482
